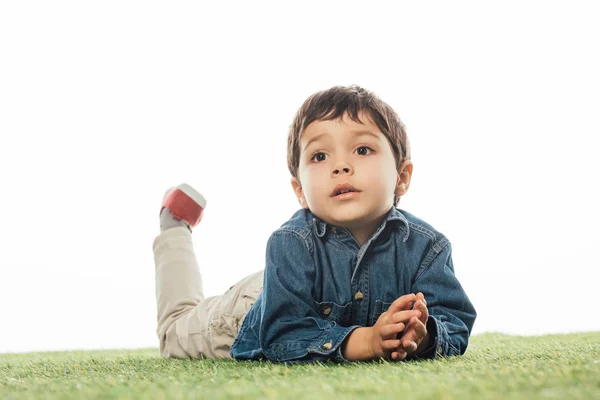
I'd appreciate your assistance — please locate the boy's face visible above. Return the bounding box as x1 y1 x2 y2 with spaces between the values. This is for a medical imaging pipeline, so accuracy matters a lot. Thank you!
291 111 412 234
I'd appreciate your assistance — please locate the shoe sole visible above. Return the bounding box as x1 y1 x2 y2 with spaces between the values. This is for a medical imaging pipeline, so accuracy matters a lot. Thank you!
162 183 207 227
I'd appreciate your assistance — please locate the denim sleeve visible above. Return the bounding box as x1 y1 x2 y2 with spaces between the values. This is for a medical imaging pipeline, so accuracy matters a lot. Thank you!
259 230 358 363
410 242 477 359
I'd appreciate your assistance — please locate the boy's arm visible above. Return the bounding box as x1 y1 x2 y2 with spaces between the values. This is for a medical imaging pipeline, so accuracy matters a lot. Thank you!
259 230 361 363
340 327 373 361
410 242 477 359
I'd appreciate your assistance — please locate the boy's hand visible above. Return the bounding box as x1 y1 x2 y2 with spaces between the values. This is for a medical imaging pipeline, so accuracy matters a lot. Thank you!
395 292 430 359
368 293 422 361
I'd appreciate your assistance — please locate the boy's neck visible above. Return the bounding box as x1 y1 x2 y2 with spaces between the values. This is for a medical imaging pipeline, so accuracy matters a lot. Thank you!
346 213 387 247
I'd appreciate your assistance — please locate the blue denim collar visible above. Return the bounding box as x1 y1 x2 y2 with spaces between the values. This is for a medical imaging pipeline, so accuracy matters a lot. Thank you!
310 206 410 242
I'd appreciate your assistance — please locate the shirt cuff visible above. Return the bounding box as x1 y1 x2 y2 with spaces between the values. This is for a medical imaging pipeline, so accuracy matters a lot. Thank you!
331 326 361 362
265 324 360 363
307 324 360 363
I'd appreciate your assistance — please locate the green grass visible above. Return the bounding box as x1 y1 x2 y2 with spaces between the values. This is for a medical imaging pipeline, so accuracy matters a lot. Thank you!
1 332 599 399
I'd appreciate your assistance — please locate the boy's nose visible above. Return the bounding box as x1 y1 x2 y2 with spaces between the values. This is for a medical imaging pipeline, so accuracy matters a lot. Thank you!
333 166 351 175
332 158 353 175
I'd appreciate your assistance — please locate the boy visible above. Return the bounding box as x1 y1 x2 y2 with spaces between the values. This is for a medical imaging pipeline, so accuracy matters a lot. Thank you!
153 85 476 363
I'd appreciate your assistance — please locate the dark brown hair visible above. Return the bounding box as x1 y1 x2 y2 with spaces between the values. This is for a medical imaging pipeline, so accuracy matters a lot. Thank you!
287 85 411 205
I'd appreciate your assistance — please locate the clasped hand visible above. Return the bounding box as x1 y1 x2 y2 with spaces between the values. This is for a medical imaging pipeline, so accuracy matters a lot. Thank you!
369 292 429 361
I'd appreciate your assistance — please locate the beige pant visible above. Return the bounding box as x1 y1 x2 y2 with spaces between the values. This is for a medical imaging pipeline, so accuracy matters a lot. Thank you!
153 226 263 358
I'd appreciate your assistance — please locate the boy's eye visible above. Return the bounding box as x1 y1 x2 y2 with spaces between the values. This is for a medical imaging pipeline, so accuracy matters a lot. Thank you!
356 146 373 156
310 152 327 162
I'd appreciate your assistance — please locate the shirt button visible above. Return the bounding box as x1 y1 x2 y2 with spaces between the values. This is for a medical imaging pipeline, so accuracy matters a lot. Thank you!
354 291 364 301
331 227 337 233
322 341 332 350
322 306 332 316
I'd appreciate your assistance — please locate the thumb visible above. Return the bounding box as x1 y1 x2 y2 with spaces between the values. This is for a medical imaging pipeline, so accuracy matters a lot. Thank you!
387 293 417 316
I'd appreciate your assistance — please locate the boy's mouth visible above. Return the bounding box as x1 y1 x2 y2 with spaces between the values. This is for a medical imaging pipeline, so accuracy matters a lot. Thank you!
330 183 360 197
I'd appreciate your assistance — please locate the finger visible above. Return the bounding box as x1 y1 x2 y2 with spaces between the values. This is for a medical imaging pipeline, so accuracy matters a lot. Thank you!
415 293 428 310
387 293 417 315
398 350 407 360
401 318 427 343
391 350 407 361
380 322 406 338
415 300 429 323
382 339 402 351
411 317 427 338
406 316 426 332
402 340 418 353
391 309 422 324
397 317 422 341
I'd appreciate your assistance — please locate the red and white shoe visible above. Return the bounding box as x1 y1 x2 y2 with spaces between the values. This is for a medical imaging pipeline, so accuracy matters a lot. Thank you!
161 183 207 228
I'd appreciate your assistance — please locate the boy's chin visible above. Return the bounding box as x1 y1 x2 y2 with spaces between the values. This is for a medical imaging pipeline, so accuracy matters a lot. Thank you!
330 203 393 224
321 209 371 227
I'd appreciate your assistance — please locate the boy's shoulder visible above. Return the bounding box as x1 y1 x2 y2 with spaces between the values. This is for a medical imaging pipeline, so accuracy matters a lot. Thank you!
397 208 451 256
397 209 446 241
262 209 314 252
274 208 314 237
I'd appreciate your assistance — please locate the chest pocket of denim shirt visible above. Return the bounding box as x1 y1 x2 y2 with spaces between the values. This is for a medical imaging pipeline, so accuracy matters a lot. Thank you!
314 300 353 327
372 300 394 325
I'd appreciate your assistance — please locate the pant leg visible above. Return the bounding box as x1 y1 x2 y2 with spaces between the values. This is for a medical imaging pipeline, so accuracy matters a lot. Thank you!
153 226 215 358
203 269 263 358
153 226 264 359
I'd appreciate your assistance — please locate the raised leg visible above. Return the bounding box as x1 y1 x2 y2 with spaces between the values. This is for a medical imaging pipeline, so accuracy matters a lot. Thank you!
153 184 263 358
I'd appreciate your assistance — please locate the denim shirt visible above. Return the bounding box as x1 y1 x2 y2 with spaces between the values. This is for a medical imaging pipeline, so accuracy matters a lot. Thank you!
230 206 476 363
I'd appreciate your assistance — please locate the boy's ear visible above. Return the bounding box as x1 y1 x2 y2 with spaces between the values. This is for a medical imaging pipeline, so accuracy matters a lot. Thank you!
291 177 308 208
395 160 413 197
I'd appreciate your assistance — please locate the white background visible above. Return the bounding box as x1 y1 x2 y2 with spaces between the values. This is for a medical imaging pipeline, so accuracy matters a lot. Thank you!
1 1 599 354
